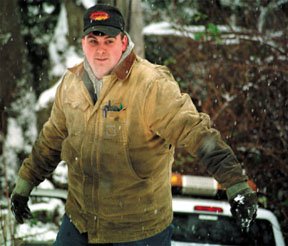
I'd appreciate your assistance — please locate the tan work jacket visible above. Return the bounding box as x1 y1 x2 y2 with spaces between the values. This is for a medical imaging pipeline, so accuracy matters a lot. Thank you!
19 51 247 243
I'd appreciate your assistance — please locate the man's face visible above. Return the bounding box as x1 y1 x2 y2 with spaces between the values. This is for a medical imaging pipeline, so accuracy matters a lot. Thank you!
82 33 128 79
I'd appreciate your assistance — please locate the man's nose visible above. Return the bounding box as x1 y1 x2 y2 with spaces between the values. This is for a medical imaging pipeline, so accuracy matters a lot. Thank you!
96 45 106 55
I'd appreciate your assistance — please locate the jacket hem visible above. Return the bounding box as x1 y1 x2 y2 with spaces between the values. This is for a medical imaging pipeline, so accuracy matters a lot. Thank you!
88 216 173 243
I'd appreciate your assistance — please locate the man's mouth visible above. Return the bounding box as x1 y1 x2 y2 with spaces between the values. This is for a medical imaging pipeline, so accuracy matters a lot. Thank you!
95 58 108 62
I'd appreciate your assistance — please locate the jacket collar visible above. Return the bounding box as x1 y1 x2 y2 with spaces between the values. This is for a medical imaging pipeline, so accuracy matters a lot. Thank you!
113 51 136 80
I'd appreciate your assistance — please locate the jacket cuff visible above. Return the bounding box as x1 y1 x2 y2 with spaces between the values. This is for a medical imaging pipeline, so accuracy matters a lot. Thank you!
12 176 34 197
226 181 250 201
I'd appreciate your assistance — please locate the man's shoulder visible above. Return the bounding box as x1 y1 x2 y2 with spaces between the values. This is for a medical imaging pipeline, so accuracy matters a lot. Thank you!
134 56 173 80
57 61 84 92
60 61 84 84
67 61 84 76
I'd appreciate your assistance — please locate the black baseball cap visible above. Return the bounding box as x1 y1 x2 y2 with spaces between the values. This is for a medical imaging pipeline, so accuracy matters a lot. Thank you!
83 4 125 36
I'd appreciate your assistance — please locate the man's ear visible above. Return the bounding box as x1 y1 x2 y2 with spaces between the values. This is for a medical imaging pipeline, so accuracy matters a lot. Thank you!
122 35 128 52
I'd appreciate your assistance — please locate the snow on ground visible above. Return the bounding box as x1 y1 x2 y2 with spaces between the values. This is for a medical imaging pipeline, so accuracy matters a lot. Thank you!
15 222 58 243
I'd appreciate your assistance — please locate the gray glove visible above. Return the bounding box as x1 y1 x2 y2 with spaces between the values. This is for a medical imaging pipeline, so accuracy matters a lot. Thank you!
227 182 258 232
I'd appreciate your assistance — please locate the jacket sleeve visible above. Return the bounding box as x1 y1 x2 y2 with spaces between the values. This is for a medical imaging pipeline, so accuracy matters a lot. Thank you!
144 71 247 188
18 75 68 186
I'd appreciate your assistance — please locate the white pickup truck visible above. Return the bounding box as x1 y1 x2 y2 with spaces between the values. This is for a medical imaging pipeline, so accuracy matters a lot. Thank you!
170 173 285 246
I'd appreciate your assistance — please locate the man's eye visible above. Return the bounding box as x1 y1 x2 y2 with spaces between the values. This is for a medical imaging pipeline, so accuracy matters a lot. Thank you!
88 39 97 45
106 39 114 44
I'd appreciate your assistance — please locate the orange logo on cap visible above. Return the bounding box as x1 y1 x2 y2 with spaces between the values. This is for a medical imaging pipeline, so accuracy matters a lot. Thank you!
90 11 110 21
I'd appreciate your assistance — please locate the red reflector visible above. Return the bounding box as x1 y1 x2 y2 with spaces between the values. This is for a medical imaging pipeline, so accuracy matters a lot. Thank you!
194 205 223 213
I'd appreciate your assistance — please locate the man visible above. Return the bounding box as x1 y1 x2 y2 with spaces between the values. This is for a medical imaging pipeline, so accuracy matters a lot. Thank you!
11 4 257 246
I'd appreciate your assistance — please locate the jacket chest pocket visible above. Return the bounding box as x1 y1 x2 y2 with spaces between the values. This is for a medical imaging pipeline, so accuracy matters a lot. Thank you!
63 99 90 134
102 110 127 143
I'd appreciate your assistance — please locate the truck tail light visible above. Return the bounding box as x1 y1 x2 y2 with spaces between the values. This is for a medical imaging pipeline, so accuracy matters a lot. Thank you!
194 205 223 213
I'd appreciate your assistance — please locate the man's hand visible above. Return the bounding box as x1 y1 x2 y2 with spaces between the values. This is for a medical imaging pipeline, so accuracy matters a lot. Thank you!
229 189 258 233
11 193 32 224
